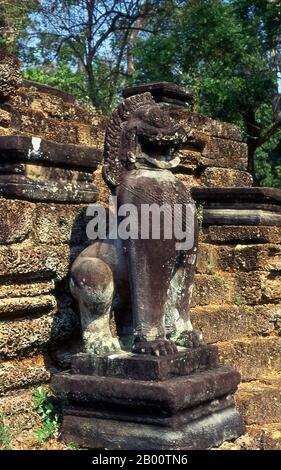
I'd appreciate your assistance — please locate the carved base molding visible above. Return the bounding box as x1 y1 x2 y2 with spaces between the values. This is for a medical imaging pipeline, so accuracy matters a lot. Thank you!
51 351 245 450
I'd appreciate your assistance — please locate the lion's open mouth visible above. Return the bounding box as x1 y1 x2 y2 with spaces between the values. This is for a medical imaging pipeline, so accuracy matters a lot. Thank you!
142 152 180 169
139 136 181 169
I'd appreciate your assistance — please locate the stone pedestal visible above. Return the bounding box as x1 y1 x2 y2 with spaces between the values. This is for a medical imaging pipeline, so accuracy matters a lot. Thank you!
51 347 245 450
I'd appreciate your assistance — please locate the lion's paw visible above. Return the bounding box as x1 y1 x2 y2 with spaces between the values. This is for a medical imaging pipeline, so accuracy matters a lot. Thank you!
132 338 178 356
83 331 121 355
175 330 203 349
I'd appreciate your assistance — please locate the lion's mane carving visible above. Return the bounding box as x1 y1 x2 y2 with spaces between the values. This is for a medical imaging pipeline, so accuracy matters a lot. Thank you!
103 92 186 186
70 91 201 356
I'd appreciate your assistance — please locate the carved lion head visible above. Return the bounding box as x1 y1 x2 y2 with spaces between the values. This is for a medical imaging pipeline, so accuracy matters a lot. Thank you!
103 92 186 187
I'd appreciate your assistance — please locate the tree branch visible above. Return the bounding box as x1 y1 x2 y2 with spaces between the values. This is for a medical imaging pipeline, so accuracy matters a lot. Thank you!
257 121 281 147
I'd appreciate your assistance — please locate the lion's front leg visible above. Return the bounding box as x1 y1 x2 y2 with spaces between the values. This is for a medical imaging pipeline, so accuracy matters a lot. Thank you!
124 237 178 356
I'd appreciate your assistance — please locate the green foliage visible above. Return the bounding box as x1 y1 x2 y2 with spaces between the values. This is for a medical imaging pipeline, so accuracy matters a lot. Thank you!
0 0 36 54
2 0 281 182
18 0 161 113
234 293 244 306
135 0 281 184
23 64 88 103
67 442 82 450
33 386 60 445
0 415 12 450
207 254 215 275
212 276 222 287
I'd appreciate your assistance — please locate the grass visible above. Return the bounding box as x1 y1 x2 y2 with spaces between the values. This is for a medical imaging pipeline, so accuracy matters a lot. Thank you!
212 276 222 287
0 415 12 450
234 293 244 306
33 386 60 445
207 254 215 275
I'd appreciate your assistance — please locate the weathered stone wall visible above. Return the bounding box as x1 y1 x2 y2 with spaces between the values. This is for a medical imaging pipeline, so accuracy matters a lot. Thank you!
0 65 107 448
195 226 281 430
0 61 280 449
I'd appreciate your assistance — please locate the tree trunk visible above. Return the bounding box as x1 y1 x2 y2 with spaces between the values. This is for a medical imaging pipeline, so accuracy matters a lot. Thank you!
243 109 262 186
85 62 97 107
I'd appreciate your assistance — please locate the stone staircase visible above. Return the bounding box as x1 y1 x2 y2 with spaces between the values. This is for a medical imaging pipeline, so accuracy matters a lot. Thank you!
192 225 281 449
0 56 280 449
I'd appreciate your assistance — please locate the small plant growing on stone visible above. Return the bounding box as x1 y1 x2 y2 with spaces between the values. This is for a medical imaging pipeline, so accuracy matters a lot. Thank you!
207 254 215 275
196 203 204 235
67 442 82 450
212 276 222 287
33 386 60 445
234 293 244 306
0 415 12 450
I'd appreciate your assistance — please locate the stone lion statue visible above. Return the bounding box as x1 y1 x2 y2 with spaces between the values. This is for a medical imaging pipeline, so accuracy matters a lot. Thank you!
70 90 202 356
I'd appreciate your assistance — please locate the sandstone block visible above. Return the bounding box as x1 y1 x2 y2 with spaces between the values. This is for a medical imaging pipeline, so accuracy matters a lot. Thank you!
0 280 54 299
170 108 243 141
201 225 281 244
0 109 11 127
0 309 55 359
18 86 93 125
263 273 281 302
236 379 281 425
34 204 89 245
0 356 51 395
217 337 281 380
0 243 72 281
0 198 34 244
196 243 219 274
214 244 281 273
246 424 281 450
10 108 80 145
192 273 233 306
200 167 253 187
0 295 79 360
0 54 22 102
201 137 248 170
174 172 200 189
0 294 56 319
191 304 275 344
193 272 266 306
0 388 40 433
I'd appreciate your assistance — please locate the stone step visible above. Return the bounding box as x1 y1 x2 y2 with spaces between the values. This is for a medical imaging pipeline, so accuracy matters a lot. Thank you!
200 167 252 188
236 377 281 425
0 356 51 396
0 113 104 150
217 336 281 381
193 186 281 205
3 81 107 148
200 225 281 245
218 423 281 450
170 107 243 142
193 272 281 307
197 242 281 274
179 135 248 171
22 80 107 129
0 135 100 203
0 294 79 361
191 304 276 344
0 135 102 170
0 294 56 319
0 198 90 246
246 423 281 450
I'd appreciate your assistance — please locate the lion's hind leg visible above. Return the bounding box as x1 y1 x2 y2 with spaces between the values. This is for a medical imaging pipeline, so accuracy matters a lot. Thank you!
70 256 120 354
